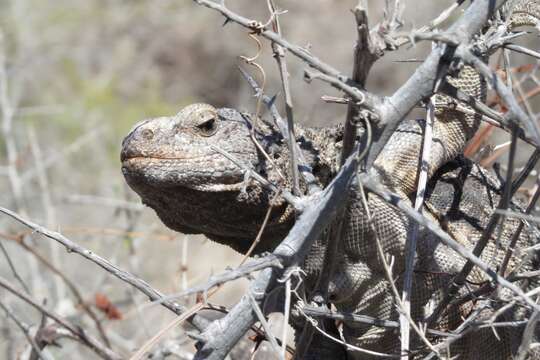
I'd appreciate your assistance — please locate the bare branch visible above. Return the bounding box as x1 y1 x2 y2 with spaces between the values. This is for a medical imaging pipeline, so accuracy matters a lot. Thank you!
0 206 210 332
0 276 120 360
194 149 361 359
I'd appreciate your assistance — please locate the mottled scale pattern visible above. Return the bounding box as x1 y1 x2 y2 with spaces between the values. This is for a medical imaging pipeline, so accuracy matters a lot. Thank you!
506 0 540 28
374 65 485 197
314 157 540 359
121 1 540 359
301 2 540 358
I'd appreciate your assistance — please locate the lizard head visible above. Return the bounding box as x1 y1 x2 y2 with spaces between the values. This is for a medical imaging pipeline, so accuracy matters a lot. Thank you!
121 103 293 253
121 103 259 192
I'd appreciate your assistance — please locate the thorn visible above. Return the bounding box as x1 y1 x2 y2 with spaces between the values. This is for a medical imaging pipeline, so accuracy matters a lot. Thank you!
268 94 278 108
222 18 231 27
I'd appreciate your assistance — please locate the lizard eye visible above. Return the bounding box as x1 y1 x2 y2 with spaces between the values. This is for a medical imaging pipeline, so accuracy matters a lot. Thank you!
195 116 218 136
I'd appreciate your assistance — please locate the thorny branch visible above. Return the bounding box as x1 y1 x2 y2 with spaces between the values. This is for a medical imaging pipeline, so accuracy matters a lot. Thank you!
185 0 540 358
0 275 121 360
2 0 540 359
0 206 210 332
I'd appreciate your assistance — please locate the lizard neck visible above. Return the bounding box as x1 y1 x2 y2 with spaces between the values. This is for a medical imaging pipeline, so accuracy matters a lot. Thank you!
295 123 344 188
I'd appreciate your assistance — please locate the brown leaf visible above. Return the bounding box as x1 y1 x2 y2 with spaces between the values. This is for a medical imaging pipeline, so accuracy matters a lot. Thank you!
95 293 122 320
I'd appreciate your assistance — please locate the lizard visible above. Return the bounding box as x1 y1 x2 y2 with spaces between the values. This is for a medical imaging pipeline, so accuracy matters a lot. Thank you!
121 1 540 358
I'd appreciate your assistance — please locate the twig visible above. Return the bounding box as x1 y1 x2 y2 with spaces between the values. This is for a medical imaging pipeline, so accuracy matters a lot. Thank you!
400 99 434 358
458 47 540 146
0 31 24 212
129 304 203 360
358 184 438 356
294 302 400 358
247 292 281 358
0 300 48 360
0 206 210 332
194 149 361 359
0 240 30 294
504 43 540 60
237 65 320 193
266 0 300 196
281 277 291 360
358 174 540 313
300 303 454 338
0 275 121 360
367 0 509 167
209 145 299 209
0 231 111 347
516 310 540 360
193 0 379 109
161 254 282 302
340 1 381 164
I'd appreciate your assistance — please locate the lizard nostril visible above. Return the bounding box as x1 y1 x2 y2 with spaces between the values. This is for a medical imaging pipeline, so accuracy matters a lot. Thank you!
141 129 154 140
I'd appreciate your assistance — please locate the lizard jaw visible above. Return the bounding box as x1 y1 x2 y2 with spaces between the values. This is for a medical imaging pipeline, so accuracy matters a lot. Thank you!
121 157 247 192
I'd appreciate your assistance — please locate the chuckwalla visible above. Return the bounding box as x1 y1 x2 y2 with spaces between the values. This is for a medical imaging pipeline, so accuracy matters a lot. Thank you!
121 1 540 358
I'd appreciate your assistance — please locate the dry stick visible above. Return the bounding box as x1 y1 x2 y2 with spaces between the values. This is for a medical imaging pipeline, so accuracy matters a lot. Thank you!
301 304 454 338
193 0 377 108
0 240 30 294
0 276 121 360
427 48 540 324
494 121 518 265
424 305 491 359
400 100 434 359
438 82 539 148
0 206 210 332
27 124 71 335
504 43 540 60
237 65 320 193
267 0 300 196
0 300 48 360
501 181 540 276
516 310 540 360
209 145 299 208
358 174 540 313
459 47 540 146
238 36 287 184
296 307 400 358
358 185 438 357
160 255 282 302
298 3 382 356
0 32 34 296
0 231 111 347
281 277 291 360
340 1 381 164
128 304 203 360
247 292 281 358
240 204 273 265
194 150 360 360
367 0 510 168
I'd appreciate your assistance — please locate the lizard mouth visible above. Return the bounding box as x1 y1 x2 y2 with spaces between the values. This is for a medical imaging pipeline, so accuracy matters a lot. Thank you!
121 154 211 162
121 157 247 192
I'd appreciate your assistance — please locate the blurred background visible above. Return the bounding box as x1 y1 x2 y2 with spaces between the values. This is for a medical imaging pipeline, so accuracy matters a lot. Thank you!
0 0 538 358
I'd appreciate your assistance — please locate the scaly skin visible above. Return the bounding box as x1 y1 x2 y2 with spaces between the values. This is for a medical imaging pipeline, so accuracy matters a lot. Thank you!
121 1 540 358
121 104 339 253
